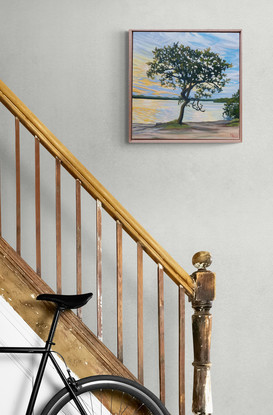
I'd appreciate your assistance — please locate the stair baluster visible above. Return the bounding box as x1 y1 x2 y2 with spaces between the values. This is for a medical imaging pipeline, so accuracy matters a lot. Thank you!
0 167 2 237
116 221 123 362
35 136 41 276
96 200 103 341
137 242 144 384
179 285 186 415
76 179 82 319
56 158 62 294
15 117 21 255
157 264 165 405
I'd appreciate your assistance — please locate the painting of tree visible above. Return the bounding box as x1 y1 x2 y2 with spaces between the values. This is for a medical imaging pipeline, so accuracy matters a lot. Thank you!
129 30 241 143
147 43 232 125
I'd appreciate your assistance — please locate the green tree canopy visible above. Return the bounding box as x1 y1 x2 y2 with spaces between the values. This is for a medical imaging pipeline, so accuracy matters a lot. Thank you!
223 89 239 119
146 43 232 124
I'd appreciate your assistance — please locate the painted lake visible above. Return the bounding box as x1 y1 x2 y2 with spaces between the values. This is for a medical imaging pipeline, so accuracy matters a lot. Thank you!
132 99 225 124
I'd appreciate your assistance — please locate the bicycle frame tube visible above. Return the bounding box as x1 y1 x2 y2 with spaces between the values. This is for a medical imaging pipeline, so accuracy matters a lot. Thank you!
0 308 62 415
0 346 47 353
49 353 89 415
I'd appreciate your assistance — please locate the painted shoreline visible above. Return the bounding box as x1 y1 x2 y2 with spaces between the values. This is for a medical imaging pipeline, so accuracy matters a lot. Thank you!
132 95 228 103
132 120 240 141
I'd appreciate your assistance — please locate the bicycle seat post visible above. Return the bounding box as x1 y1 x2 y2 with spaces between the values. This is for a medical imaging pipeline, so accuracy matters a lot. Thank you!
45 306 63 349
25 306 63 415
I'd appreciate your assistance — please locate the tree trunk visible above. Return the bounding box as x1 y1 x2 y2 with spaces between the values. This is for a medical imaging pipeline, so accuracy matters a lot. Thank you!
178 100 189 125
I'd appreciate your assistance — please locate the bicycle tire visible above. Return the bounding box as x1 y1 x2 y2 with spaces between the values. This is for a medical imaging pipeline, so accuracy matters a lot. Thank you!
41 375 169 415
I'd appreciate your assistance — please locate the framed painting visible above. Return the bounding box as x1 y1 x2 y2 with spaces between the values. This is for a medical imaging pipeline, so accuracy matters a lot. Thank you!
129 30 242 143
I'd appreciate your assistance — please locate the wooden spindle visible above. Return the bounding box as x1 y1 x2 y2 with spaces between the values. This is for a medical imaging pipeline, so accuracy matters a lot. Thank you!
179 285 186 415
158 264 165 404
15 117 21 255
56 158 62 294
35 137 41 276
0 167 2 237
137 242 144 384
116 220 123 362
191 251 215 415
76 179 82 319
96 200 103 341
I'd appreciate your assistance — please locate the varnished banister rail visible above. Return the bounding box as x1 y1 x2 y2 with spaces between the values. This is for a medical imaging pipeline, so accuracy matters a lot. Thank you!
0 80 193 296
0 81 217 415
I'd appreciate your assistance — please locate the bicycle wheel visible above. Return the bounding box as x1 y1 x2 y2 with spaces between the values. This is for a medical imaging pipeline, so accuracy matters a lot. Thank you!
41 375 169 415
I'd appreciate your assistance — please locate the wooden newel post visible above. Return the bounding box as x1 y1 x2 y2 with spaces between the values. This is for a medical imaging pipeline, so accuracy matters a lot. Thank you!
191 251 216 415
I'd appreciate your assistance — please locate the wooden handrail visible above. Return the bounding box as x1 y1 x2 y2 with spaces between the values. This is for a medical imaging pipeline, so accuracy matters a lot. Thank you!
0 80 194 296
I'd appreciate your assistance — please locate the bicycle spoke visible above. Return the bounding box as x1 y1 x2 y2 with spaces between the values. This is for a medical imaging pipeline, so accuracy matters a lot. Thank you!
79 393 93 414
72 392 152 415
118 392 124 415
64 393 92 414
131 403 145 415
90 392 95 415
120 401 130 415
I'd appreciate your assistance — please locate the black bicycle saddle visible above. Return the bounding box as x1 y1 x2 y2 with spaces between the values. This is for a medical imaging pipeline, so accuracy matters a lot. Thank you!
36 293 93 310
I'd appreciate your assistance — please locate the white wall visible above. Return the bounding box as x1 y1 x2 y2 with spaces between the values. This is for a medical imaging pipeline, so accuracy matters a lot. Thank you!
0 0 273 414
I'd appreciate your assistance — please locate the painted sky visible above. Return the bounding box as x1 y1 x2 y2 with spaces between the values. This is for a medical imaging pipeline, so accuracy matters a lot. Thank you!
132 31 240 99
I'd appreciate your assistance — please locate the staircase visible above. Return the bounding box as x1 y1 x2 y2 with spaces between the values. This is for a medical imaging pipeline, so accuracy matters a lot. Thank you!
0 80 216 415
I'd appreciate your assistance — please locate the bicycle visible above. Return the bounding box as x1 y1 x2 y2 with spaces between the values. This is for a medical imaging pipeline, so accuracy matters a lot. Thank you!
0 292 169 414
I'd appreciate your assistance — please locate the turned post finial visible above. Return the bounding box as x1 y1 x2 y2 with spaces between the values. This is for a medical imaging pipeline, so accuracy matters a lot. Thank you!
191 251 215 415
192 251 212 271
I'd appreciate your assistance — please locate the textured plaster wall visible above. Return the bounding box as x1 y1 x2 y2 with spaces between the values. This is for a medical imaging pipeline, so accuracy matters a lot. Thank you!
0 0 273 413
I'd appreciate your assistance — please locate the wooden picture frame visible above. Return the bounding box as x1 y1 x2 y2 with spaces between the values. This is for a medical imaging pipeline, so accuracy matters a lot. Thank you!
129 30 242 143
